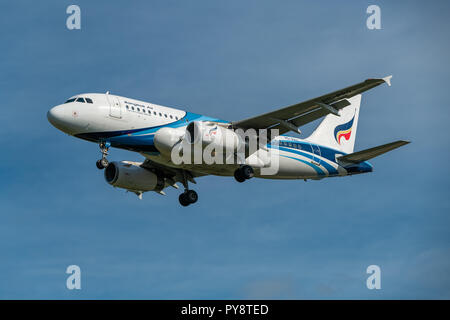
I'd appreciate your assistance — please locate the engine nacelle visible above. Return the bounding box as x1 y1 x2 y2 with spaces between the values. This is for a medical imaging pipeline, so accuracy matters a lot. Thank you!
104 161 164 192
154 127 185 157
186 121 244 152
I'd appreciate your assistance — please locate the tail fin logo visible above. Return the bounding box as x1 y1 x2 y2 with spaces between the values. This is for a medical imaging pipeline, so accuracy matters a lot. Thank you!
334 115 355 144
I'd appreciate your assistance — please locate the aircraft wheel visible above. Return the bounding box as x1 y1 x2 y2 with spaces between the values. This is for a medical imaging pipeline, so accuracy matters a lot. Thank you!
100 158 109 168
234 169 246 183
96 159 105 170
241 165 254 179
185 190 198 204
179 193 190 207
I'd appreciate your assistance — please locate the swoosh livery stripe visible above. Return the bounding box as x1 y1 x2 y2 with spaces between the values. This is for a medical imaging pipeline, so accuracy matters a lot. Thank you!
278 146 338 175
75 112 227 141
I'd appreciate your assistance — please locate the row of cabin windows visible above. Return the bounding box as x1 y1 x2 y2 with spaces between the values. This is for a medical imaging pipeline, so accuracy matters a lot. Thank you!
65 97 93 104
278 141 317 153
280 141 303 150
125 105 179 120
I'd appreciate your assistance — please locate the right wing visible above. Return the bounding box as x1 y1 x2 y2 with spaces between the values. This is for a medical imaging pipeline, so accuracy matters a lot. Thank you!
231 76 392 135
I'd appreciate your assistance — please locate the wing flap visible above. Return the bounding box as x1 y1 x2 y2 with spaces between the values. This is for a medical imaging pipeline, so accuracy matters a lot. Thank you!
337 140 410 163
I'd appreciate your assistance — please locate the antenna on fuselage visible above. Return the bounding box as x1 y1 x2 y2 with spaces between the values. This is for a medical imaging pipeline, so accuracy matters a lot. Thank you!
106 91 110 94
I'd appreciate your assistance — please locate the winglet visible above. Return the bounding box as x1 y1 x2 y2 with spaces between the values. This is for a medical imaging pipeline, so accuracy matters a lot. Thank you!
382 75 392 86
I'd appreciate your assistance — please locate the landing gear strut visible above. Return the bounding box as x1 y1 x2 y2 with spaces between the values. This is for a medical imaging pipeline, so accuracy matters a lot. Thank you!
178 171 198 207
96 141 110 170
234 165 254 183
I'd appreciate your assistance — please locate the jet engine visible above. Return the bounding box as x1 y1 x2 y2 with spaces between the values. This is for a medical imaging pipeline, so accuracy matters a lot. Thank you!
153 127 185 157
154 122 248 164
185 121 244 152
104 161 165 192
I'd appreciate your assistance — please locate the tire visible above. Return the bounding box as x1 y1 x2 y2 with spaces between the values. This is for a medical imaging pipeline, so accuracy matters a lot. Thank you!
185 190 198 204
241 165 254 179
179 193 190 207
234 169 246 183
96 160 105 170
100 158 109 168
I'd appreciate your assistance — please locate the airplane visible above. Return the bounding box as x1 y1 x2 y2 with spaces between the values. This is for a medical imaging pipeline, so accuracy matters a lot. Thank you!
47 75 409 206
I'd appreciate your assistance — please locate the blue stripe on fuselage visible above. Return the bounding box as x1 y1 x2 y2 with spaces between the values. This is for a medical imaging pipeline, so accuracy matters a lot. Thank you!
278 146 338 175
270 140 340 175
272 140 372 176
75 112 227 146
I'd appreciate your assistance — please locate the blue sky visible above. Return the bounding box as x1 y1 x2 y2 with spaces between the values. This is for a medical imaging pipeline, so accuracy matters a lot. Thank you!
0 0 449 299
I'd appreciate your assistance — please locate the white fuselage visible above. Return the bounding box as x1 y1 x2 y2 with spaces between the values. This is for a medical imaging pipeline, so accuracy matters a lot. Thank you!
47 93 372 180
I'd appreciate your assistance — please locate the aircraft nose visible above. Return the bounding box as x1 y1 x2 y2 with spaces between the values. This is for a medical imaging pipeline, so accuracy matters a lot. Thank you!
47 105 68 128
47 104 73 133
47 105 65 125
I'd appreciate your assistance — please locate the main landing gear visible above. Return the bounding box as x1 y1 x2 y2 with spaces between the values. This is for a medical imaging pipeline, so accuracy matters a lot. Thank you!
179 190 198 207
96 141 110 170
178 170 198 207
234 165 254 183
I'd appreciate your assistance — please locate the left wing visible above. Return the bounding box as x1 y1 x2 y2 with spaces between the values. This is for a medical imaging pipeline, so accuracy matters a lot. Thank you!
231 76 392 135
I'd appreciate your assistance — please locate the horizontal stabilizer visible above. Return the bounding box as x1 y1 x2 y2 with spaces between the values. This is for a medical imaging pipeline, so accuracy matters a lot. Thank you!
337 140 410 163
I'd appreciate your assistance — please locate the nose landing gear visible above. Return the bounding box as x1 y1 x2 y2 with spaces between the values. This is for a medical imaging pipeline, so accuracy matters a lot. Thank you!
96 141 110 170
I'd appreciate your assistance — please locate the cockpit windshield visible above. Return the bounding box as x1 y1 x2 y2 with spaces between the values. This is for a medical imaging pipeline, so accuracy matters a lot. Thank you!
64 97 94 104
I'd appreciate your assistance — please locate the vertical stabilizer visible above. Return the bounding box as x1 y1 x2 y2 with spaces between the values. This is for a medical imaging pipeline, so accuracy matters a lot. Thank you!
307 94 361 154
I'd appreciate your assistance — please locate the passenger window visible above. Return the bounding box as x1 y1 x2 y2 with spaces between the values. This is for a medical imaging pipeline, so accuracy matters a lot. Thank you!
164 114 167 118
137 108 140 112
170 115 173 119
159 113 162 116
85 98 93 103
131 106 135 110
76 97 85 103
175 116 178 120
153 112 157 115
